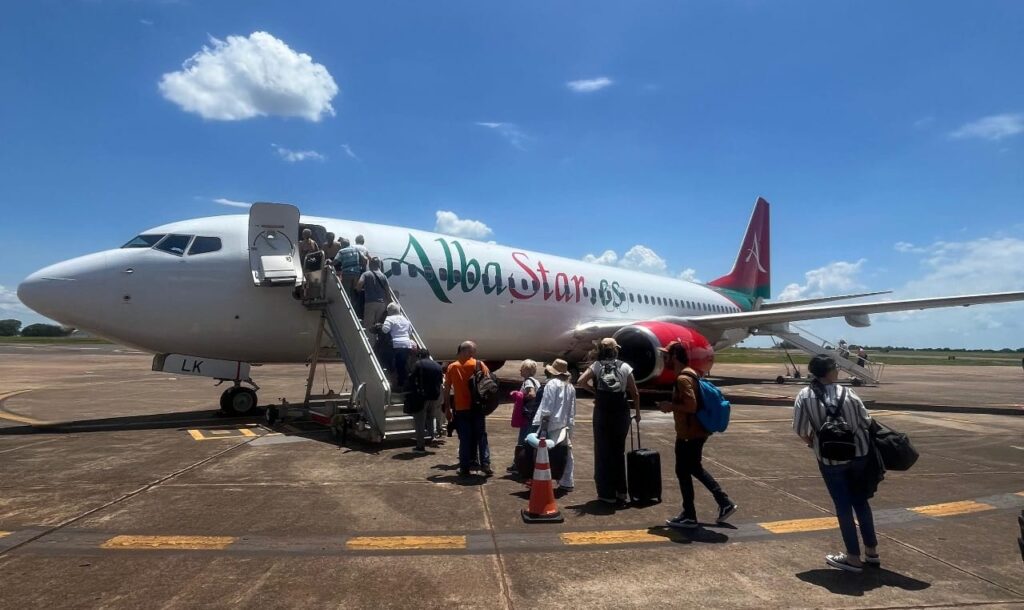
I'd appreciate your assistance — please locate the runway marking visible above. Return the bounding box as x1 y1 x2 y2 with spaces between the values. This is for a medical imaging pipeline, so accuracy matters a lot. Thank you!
345 535 466 551
758 516 839 534
100 535 236 550
0 532 9 539
187 427 261 441
910 500 994 518
561 529 666 546
1011 446 1024 451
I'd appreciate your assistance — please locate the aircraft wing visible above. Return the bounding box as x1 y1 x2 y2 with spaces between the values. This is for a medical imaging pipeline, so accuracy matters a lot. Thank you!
673 291 1024 331
756 290 892 310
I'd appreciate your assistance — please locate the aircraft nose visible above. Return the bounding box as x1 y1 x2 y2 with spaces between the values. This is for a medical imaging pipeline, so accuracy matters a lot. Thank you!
17 253 111 324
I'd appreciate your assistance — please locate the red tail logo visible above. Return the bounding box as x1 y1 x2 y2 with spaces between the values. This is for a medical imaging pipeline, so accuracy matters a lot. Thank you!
709 197 771 300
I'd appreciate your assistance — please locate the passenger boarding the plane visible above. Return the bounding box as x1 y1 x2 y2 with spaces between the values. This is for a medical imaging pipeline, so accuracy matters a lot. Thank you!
357 258 391 338
298 229 322 301
533 359 576 492
354 235 370 272
382 302 415 386
322 232 341 264
444 341 492 477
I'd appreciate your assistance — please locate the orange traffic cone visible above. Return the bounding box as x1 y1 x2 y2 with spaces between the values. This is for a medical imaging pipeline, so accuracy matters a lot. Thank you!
521 438 564 523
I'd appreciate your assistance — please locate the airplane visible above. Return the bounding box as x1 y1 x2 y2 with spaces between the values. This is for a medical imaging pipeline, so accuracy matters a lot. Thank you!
17 197 1024 416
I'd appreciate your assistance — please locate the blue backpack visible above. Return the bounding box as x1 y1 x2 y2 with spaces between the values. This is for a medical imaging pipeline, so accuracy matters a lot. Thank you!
685 373 731 433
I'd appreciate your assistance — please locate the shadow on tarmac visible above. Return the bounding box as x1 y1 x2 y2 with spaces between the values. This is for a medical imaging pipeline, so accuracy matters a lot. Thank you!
795 568 931 596
0 409 255 435
648 525 730 544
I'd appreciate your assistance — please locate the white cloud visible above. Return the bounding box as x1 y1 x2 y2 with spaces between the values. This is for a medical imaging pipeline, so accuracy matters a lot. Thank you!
0 285 31 316
159 31 339 122
619 245 668 275
434 211 493 240
566 77 613 93
583 250 618 266
776 259 867 302
949 113 1024 141
677 268 700 282
272 144 325 163
139 19 154 26
894 241 926 254
912 116 934 129
213 198 250 208
583 245 695 278
340 143 359 160
475 122 528 150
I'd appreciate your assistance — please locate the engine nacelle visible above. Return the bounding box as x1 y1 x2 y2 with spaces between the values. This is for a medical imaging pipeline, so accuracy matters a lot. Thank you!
844 314 871 328
613 322 715 384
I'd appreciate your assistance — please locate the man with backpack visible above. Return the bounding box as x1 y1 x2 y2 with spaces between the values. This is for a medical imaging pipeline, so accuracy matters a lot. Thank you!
356 257 391 341
443 341 494 477
578 338 641 505
658 341 737 529
793 354 878 574
405 349 444 452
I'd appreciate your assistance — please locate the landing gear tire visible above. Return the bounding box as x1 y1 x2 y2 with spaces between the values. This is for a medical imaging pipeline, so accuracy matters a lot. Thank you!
851 378 863 387
220 387 258 416
265 405 279 426
775 376 785 385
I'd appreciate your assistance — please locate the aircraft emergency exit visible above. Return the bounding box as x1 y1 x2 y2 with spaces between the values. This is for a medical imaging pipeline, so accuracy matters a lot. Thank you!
17 198 1024 415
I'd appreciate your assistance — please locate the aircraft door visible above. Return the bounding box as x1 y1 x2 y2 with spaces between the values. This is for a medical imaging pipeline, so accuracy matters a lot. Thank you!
248 202 302 287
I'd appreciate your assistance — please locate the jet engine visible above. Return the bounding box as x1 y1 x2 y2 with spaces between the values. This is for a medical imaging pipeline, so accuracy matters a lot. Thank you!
613 322 715 384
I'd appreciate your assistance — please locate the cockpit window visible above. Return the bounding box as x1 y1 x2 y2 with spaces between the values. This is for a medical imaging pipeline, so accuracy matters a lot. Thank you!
187 236 222 256
122 234 166 248
154 234 193 256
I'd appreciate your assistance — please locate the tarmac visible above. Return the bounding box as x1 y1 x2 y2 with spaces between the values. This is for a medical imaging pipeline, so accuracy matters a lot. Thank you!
0 343 1022 609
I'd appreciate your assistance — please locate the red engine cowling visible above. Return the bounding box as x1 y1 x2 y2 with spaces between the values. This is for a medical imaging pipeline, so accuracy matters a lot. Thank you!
612 322 715 385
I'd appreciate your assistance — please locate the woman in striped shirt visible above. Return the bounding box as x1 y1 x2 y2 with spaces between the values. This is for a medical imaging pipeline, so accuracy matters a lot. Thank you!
793 355 879 574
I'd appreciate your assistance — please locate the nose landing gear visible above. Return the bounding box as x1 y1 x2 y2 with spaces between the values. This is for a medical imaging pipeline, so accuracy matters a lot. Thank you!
220 386 259 416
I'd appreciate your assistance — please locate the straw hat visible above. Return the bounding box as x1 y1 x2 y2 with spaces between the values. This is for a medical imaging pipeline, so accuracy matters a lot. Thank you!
545 359 570 377
599 337 619 351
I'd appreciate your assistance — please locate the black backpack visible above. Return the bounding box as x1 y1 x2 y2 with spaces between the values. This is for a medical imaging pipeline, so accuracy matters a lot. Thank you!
470 361 501 416
813 384 857 462
594 360 625 394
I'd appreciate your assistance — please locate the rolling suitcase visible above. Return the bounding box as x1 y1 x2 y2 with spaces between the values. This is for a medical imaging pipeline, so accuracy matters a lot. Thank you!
627 417 661 504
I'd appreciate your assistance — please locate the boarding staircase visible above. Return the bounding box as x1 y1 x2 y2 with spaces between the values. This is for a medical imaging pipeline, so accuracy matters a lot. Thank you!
757 324 885 385
298 273 432 442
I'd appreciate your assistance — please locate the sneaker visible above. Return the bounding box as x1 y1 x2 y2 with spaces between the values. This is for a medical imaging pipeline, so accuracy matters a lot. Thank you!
413 446 426 453
480 465 494 476
825 553 863 573
506 465 518 473
457 468 471 478
598 497 618 505
666 517 699 529
864 553 881 567
717 503 738 524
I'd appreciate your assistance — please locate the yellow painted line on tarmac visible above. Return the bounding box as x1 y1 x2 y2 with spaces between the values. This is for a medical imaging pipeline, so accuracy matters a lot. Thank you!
759 516 839 534
910 500 994 518
101 535 236 550
561 529 667 546
239 428 257 437
187 429 205 441
0 390 50 426
0 531 10 539
345 535 466 551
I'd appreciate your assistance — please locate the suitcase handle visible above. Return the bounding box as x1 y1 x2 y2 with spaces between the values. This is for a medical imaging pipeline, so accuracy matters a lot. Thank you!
629 414 641 451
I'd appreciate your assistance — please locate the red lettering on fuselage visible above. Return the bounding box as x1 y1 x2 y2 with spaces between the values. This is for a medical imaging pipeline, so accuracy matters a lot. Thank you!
509 252 539 299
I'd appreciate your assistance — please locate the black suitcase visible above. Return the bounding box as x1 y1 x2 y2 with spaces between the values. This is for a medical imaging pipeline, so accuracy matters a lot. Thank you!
627 418 662 504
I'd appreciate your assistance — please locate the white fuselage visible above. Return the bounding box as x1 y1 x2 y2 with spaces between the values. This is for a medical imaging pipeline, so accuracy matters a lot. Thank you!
18 214 747 363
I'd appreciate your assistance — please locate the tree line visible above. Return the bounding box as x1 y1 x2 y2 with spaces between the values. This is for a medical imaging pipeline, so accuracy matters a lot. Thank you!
0 319 74 337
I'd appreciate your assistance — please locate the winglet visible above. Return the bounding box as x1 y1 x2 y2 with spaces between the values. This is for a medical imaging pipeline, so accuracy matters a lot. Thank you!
709 197 771 300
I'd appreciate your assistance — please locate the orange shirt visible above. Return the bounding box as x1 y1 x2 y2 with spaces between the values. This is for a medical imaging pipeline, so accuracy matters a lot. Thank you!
445 357 488 411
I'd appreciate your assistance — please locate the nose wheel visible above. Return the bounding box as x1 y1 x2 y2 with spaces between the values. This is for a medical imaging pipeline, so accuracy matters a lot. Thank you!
220 386 259 416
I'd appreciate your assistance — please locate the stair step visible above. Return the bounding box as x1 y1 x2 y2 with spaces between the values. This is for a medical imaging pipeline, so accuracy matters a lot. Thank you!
384 429 420 440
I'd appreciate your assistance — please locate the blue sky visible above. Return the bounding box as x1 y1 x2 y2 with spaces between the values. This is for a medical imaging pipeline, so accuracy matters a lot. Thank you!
1 1 1022 348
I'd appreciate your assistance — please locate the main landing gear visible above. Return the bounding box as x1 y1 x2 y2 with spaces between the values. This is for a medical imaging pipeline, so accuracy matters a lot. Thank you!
217 380 261 417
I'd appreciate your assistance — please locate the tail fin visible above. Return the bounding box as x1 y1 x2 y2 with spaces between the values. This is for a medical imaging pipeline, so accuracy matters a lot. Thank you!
709 197 771 300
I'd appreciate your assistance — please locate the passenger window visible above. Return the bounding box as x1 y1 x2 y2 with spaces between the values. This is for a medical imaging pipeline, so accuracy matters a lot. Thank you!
424 269 435 281
438 268 448 282
452 269 462 283
154 234 193 256
391 261 402 276
542 282 550 293
532 280 540 291
629 293 635 303
122 234 166 249
467 272 476 283
582 287 589 297
187 236 221 255
521 278 529 291
408 265 419 278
